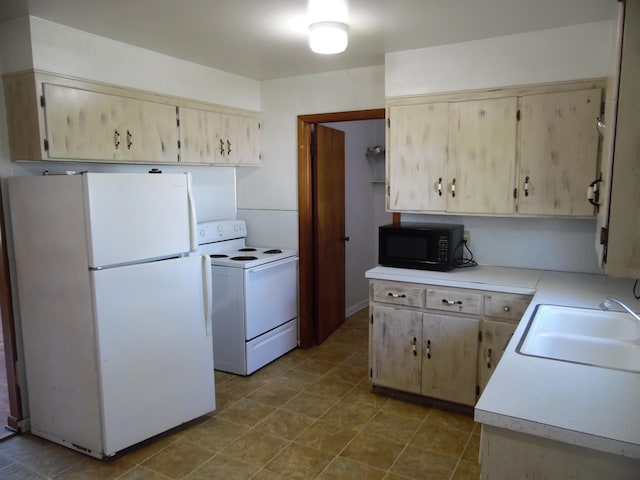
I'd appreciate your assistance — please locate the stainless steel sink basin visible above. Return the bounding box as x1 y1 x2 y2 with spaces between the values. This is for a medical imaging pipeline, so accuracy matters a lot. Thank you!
517 304 640 373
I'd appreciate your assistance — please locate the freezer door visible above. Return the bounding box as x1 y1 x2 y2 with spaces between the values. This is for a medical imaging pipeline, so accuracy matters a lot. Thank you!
84 173 193 267
92 255 214 456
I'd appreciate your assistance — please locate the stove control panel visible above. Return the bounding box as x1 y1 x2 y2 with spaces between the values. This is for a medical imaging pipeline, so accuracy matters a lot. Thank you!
197 219 247 244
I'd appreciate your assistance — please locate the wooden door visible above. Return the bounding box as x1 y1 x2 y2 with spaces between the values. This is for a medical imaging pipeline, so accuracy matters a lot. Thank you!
313 124 346 343
387 102 449 212
477 319 516 395
370 305 422 394
421 313 479 406
448 97 517 214
518 89 601 216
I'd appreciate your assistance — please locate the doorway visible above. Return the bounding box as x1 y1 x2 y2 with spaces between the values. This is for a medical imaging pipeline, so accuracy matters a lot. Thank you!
297 108 387 348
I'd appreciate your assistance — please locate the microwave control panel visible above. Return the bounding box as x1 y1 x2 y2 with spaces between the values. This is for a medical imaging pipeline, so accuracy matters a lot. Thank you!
437 236 449 262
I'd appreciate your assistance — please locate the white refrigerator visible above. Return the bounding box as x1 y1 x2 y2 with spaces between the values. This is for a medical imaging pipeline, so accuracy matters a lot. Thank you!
8 172 215 459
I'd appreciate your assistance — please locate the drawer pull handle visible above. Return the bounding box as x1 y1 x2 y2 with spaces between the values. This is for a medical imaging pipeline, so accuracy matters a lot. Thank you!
442 298 462 306
426 339 431 359
388 292 407 299
486 348 493 368
437 177 443 196
114 129 121 149
503 305 511 312
412 337 417 356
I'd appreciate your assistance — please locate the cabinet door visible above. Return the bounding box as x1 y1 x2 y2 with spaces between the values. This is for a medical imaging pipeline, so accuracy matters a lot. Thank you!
421 313 479 406
179 107 226 164
477 319 516 395
518 89 601 216
43 83 178 162
370 305 422 394
448 97 517 214
387 103 449 212
227 114 261 166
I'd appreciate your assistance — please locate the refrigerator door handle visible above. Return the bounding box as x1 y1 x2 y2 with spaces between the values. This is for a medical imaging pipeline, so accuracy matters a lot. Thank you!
202 255 212 336
186 172 198 252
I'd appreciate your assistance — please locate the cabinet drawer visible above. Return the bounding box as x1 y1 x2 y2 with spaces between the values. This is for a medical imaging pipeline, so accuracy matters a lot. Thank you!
426 288 482 315
372 281 425 308
484 293 532 321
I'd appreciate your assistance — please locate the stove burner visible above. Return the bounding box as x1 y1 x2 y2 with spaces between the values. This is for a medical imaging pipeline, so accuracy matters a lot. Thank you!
231 256 258 261
210 254 228 258
264 249 282 254
239 247 257 252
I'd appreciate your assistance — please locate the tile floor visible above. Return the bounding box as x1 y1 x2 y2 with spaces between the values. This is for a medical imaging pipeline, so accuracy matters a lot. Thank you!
0 309 481 479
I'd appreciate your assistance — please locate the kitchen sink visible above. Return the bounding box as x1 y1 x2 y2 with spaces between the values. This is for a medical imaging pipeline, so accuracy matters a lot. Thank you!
517 304 640 373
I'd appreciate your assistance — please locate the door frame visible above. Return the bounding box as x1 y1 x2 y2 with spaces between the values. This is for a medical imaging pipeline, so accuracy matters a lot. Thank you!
297 108 387 348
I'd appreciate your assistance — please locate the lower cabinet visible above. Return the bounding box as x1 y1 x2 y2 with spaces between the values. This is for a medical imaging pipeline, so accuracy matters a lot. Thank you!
369 280 532 406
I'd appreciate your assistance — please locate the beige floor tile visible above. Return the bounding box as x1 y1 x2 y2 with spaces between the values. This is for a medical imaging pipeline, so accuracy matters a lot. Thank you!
462 431 481 463
452 459 482 480
246 384 299 407
221 430 288 466
294 420 358 455
253 409 314 441
340 432 405 470
362 411 422 444
117 466 175 480
250 467 289 479
306 376 354 400
265 443 333 480
323 364 368 384
390 445 458 480
380 398 431 421
214 375 265 398
317 456 386 480
186 454 259 480
320 402 379 430
215 398 276 427
281 392 337 418
427 408 477 433
311 345 354 364
409 422 471 458
292 358 339 376
141 440 211 479
342 385 389 409
0 434 50 462
269 369 323 390
55 455 137 480
0 462 49 479
17 443 83 478
180 417 249 454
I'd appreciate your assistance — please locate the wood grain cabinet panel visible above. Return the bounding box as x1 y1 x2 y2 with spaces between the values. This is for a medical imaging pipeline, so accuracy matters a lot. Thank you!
448 97 518 214
180 107 261 166
44 84 179 163
477 319 516 395
518 89 601 216
387 102 449 212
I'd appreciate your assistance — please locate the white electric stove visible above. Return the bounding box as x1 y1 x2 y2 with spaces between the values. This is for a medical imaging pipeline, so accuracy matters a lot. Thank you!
195 220 298 375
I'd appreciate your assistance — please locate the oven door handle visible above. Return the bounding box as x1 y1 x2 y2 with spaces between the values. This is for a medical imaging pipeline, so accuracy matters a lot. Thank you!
202 255 212 336
248 256 298 274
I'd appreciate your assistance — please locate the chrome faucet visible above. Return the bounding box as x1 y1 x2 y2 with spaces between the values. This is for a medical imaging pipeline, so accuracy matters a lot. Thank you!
599 297 640 323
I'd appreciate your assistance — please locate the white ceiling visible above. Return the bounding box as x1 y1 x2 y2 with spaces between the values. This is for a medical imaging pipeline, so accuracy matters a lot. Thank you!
0 0 617 81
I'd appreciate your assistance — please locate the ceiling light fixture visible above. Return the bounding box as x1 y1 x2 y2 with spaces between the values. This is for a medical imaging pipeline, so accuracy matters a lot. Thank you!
308 0 349 54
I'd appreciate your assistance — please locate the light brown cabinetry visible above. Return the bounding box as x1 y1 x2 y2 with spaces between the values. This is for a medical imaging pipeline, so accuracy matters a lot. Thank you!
43 83 179 163
369 279 532 406
179 107 261 166
3 70 261 166
385 81 603 217
518 89 601 216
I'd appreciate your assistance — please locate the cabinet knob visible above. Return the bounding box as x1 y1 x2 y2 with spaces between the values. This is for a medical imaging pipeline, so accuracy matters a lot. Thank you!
412 337 417 356
388 292 407 299
442 298 462 306
426 339 431 359
451 178 456 198
503 305 511 312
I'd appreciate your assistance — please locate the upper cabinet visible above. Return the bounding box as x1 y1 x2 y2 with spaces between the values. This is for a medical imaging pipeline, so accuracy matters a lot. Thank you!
43 83 179 163
2 70 261 166
518 89 601 216
180 107 261 166
598 0 640 278
385 80 604 217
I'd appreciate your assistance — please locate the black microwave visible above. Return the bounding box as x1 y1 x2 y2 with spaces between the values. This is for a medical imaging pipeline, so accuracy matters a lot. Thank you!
378 223 464 271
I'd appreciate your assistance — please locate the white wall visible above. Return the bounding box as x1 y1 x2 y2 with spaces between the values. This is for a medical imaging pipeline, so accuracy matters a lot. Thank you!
384 20 615 274
324 119 391 316
237 66 385 250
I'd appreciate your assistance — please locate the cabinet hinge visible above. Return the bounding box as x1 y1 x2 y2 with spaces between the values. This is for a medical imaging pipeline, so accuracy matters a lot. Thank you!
600 227 608 246
476 385 481 397
40 95 45 108
387 118 390 128
513 187 517 199
478 330 483 342
386 185 390 196
258 122 262 130
43 139 49 151
516 109 521 121
175 106 180 127
370 314 373 324
370 368 373 378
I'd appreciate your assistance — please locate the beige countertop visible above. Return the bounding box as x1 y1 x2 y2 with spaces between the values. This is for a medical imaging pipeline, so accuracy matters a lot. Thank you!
365 266 640 459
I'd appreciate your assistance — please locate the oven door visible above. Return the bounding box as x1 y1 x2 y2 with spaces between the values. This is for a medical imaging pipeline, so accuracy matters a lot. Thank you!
244 256 298 340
